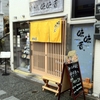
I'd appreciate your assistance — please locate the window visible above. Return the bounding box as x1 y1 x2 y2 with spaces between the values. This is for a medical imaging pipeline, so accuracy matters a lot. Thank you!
71 0 95 18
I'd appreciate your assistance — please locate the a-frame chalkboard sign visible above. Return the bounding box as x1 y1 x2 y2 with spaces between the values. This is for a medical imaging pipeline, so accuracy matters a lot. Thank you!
65 62 85 100
58 61 86 100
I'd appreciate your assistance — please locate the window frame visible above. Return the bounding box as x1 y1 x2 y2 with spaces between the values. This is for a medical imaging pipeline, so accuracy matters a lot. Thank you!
70 0 95 20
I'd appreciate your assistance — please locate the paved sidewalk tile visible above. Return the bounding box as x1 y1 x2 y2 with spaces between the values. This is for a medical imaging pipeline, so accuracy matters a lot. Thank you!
3 96 20 100
0 90 6 96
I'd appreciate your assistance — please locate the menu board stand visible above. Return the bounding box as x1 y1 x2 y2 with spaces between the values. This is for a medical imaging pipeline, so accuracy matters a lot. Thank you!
58 62 86 100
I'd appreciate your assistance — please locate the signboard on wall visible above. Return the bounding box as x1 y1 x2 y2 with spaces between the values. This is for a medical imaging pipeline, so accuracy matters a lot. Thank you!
29 0 64 16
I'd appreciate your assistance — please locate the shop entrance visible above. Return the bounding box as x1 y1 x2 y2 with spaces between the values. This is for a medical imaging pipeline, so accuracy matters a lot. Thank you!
13 22 30 72
30 19 66 78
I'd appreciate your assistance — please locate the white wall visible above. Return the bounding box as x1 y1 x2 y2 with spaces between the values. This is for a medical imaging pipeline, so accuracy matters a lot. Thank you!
9 0 70 22
9 0 97 23
97 0 100 3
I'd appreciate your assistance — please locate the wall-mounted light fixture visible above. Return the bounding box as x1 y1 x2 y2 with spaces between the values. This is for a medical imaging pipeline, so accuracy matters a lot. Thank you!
22 15 25 18
26 21 30 24
14 16 17 19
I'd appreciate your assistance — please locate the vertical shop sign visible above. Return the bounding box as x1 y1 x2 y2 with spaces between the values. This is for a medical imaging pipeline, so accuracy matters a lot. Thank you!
29 0 64 16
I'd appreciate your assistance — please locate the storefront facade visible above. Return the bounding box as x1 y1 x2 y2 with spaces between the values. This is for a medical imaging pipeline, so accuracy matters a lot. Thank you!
9 0 100 96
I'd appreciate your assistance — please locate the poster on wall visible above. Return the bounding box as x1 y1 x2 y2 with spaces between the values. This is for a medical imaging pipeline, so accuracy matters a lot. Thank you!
30 18 62 43
29 0 64 16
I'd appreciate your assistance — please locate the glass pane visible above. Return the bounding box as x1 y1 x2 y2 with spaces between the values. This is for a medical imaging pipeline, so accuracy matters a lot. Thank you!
13 22 30 72
72 0 94 18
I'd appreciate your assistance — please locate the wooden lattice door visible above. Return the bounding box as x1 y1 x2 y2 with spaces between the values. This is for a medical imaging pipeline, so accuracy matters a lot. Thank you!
30 19 67 78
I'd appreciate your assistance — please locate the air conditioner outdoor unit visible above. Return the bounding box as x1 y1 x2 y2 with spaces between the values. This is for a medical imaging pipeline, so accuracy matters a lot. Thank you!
95 3 100 20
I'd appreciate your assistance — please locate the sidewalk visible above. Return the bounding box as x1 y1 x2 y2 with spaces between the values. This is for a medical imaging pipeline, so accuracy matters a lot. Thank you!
13 69 44 84
13 69 96 100
0 67 97 100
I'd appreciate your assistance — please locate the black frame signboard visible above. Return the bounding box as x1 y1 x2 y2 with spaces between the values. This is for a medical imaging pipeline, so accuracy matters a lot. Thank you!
64 62 85 100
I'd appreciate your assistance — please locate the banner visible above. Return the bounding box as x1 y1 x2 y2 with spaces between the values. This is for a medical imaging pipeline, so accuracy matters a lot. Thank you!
30 22 39 42
30 18 62 43
38 21 50 42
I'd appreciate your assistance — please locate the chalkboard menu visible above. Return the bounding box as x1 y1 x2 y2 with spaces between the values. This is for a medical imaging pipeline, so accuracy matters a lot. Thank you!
64 62 86 100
